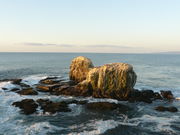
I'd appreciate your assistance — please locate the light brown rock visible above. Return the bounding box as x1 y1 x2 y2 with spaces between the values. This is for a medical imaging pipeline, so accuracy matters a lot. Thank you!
69 56 94 82
79 63 137 99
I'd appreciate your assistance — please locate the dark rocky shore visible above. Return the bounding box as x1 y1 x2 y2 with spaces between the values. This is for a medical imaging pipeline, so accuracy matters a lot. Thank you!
1 56 178 115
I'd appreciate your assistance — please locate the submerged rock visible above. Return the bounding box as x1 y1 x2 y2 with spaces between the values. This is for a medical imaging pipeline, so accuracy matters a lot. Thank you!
2 87 8 90
18 83 31 88
11 88 20 92
69 56 94 82
16 88 38 95
86 102 130 112
12 99 38 114
155 106 178 112
11 79 22 85
160 90 174 100
65 100 88 105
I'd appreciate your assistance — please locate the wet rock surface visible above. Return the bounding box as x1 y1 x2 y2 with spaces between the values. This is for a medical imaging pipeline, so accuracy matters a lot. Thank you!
86 102 130 112
12 99 38 115
160 90 174 100
51 85 93 97
9 76 178 115
40 77 63 85
11 88 20 92
155 106 178 112
16 88 38 95
12 98 88 115
36 99 71 114
36 84 61 92
128 89 162 103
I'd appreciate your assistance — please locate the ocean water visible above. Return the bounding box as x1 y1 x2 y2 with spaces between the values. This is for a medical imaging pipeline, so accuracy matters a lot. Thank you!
0 52 179 135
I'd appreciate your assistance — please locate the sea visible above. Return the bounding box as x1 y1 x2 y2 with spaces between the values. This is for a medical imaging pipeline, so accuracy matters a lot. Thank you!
0 52 179 135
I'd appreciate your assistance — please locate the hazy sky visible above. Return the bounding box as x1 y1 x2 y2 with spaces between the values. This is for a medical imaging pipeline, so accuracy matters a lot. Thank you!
0 0 180 53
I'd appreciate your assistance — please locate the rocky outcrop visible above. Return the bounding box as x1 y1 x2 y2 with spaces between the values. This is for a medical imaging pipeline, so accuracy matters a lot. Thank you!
12 98 87 115
160 90 174 100
69 56 137 100
12 99 38 114
36 99 71 114
69 56 94 82
78 63 137 100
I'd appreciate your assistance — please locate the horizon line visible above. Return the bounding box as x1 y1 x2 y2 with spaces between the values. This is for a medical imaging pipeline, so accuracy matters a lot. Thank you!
0 51 179 54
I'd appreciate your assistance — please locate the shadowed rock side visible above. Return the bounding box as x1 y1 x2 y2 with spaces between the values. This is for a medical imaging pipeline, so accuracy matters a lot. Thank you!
69 56 94 82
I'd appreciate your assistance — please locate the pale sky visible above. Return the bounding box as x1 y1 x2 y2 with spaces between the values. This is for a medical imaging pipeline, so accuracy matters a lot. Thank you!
0 0 180 53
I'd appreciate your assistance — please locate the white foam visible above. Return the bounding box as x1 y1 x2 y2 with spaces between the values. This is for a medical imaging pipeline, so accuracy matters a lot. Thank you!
129 115 179 134
86 97 119 104
0 81 17 91
21 75 47 86
24 122 61 135
67 104 82 116
68 119 119 135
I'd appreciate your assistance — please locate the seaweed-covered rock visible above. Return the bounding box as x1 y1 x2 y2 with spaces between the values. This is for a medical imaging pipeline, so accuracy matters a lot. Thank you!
16 88 38 95
69 56 94 82
12 99 38 114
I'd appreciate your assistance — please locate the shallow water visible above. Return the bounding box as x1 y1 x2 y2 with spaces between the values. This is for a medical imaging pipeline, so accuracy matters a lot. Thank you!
0 53 179 135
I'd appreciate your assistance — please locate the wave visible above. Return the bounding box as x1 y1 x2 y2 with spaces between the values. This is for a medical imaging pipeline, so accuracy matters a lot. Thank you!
68 119 120 135
21 75 48 86
129 115 180 134
0 74 180 135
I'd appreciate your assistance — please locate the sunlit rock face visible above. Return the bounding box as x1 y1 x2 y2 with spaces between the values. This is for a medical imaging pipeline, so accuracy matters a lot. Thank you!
69 56 94 82
80 63 137 99
70 56 137 99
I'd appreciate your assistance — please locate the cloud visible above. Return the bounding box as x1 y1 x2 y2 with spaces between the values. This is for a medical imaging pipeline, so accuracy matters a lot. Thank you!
23 42 135 48
23 42 75 47
85 44 132 48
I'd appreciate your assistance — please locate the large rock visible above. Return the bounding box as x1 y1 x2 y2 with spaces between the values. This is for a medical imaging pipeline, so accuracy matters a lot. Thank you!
69 56 94 82
12 99 38 115
78 63 137 100
36 99 71 114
